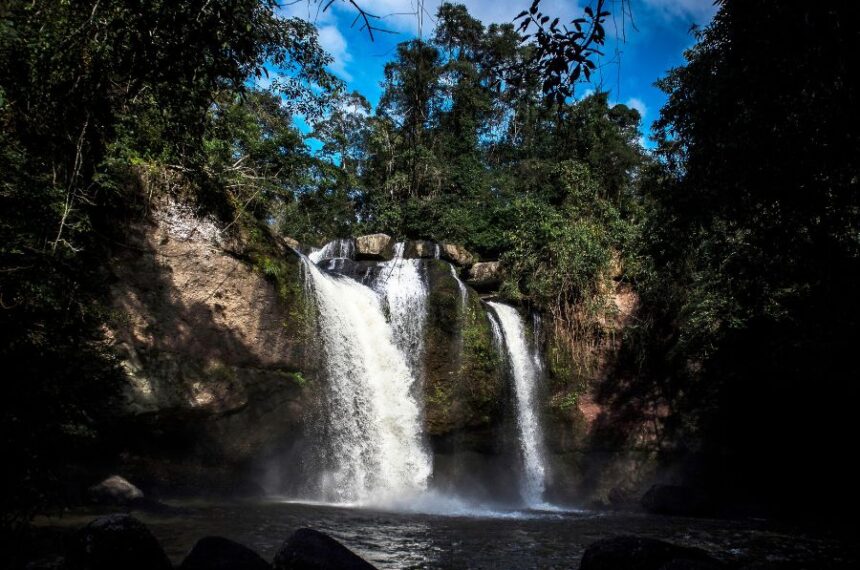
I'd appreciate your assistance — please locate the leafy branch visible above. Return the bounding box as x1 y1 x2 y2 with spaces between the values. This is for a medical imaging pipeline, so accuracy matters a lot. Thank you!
514 0 610 104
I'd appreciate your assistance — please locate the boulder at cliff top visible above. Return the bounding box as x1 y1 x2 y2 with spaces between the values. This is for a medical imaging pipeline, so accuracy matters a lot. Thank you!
580 536 724 570
87 475 144 505
180 536 271 570
440 243 475 267
466 261 503 292
273 528 376 570
355 233 394 261
65 514 172 570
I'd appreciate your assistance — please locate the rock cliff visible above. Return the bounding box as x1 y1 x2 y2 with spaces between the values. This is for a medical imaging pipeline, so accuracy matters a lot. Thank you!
106 201 313 495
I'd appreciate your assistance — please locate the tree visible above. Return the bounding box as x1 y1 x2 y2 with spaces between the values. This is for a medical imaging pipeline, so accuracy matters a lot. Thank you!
635 0 860 514
378 40 444 200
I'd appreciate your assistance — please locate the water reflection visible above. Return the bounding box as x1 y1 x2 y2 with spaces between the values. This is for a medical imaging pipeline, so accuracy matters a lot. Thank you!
138 500 600 568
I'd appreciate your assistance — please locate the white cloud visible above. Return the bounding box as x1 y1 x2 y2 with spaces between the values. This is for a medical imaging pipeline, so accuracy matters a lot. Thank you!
318 24 354 81
625 96 647 117
643 0 718 23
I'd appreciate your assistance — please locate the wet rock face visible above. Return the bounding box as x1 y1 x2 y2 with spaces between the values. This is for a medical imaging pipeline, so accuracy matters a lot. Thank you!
87 475 144 505
580 536 724 570
272 528 377 570
466 261 503 291
422 260 506 438
179 536 272 570
355 233 394 260
65 514 172 570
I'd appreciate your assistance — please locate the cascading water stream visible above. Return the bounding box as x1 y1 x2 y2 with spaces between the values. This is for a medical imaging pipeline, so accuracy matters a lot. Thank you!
486 301 549 507
449 264 469 311
531 311 544 374
299 249 431 506
373 243 429 377
308 238 354 264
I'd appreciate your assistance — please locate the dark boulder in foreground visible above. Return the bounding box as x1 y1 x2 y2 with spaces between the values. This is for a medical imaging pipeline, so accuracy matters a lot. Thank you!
580 536 724 570
641 484 712 516
180 536 271 570
272 528 376 570
65 514 171 570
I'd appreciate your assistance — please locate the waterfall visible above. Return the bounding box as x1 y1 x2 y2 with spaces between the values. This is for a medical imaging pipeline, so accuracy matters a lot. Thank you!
449 264 469 310
486 301 548 507
300 254 431 505
372 242 429 378
308 238 354 264
531 311 544 374
293 238 556 513
487 307 504 353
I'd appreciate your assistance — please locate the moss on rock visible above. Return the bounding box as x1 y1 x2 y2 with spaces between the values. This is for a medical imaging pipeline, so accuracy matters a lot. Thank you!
422 260 505 440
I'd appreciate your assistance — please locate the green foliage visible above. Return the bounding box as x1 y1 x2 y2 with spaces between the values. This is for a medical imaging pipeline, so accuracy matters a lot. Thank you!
501 161 620 306
461 300 503 379
290 371 309 387
459 294 505 415
556 392 580 412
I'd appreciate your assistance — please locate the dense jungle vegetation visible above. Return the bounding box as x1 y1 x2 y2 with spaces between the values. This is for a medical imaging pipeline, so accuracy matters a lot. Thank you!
1 0 858 526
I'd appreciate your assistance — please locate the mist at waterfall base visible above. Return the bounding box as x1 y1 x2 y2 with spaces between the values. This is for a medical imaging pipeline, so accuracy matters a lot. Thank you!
269 239 560 517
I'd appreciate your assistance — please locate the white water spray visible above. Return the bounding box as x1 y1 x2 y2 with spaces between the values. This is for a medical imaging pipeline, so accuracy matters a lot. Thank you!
300 252 431 505
486 301 549 507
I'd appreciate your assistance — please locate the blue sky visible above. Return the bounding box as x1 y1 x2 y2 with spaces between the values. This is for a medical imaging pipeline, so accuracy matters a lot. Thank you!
277 0 718 147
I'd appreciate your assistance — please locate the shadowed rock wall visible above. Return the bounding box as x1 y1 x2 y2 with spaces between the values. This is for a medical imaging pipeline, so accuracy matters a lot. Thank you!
106 202 315 496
